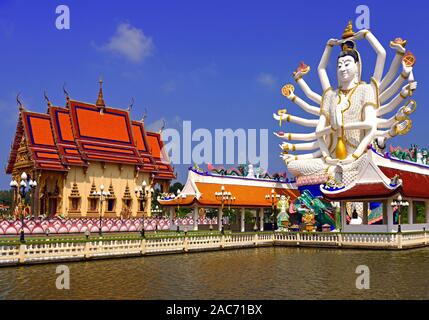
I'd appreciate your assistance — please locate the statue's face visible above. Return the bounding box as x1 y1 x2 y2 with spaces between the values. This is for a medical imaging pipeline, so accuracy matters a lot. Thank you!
337 55 358 84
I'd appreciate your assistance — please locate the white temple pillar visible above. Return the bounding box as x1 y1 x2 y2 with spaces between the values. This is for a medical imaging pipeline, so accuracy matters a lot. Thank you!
240 208 245 232
363 202 369 225
259 208 264 231
383 201 388 225
218 206 223 232
169 207 176 231
408 199 414 225
193 206 198 231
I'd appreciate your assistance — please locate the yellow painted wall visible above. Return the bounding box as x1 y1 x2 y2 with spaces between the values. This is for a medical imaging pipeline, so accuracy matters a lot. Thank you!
51 163 153 218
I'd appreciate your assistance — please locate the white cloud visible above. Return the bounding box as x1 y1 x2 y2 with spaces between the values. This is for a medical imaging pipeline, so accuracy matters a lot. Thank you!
256 72 276 88
101 22 154 63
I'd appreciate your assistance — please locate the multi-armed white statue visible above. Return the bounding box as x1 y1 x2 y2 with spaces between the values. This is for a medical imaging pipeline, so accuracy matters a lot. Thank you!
274 21 417 186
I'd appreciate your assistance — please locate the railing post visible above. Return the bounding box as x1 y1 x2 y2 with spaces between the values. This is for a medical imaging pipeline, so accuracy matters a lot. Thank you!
424 231 427 246
183 236 189 252
84 241 91 259
272 232 275 246
220 234 225 249
254 233 258 246
397 232 403 249
18 244 26 264
338 233 342 247
296 232 300 246
141 238 146 255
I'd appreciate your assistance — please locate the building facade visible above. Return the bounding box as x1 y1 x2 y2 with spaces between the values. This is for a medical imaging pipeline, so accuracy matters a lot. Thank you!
6 83 175 218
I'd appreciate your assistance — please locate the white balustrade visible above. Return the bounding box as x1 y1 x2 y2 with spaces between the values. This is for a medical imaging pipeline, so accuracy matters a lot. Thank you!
1 231 428 266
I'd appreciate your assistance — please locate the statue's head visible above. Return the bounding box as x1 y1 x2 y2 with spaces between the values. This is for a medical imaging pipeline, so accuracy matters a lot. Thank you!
280 195 286 201
337 41 360 85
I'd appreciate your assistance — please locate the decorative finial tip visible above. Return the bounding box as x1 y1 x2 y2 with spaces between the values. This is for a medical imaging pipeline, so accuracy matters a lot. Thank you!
342 20 355 39
16 93 24 111
96 77 105 108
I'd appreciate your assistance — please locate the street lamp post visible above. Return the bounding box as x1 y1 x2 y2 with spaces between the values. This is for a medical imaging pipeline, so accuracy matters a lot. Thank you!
215 186 235 235
94 184 110 237
265 189 281 231
10 172 37 242
391 194 409 233
175 189 186 233
152 205 163 232
135 180 154 238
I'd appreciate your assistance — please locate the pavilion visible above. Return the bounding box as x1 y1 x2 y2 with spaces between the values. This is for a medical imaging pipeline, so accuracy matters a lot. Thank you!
158 167 300 232
320 147 429 232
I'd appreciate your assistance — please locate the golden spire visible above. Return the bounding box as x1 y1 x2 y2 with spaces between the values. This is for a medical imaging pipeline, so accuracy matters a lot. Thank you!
96 77 106 108
342 21 355 39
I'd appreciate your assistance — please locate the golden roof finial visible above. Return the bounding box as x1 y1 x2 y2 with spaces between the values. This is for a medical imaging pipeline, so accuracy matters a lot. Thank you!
342 21 355 39
96 77 106 108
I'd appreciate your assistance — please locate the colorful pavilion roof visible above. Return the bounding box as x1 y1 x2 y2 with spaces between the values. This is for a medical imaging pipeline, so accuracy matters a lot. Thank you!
6 90 175 180
158 168 299 208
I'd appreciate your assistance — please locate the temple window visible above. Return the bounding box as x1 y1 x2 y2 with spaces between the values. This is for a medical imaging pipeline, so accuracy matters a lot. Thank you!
89 198 98 211
107 199 116 212
106 182 116 212
122 183 133 211
68 182 81 213
71 198 80 211
124 199 132 210
87 180 100 212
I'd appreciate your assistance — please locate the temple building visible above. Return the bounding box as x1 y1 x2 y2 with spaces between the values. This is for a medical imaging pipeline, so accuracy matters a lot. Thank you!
6 82 175 218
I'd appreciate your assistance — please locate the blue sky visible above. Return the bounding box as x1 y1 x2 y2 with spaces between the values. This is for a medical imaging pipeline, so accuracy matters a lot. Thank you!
0 0 428 187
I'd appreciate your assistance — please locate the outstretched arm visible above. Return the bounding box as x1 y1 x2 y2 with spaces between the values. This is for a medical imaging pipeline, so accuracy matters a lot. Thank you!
380 40 406 91
275 126 332 141
286 92 320 116
380 63 413 103
377 114 397 129
318 39 337 91
296 78 322 104
354 30 386 84
283 150 322 164
273 112 318 127
377 82 417 116
281 141 319 152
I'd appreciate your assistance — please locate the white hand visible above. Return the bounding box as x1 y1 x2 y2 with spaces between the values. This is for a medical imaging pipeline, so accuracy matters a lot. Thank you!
390 42 406 54
327 38 341 46
401 61 413 76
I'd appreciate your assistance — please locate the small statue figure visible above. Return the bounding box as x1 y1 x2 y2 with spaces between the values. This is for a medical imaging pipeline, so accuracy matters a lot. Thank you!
302 210 316 232
276 195 290 231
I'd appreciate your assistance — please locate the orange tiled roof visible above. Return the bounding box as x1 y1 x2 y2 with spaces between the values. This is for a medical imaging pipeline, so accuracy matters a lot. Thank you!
159 183 299 207
6 98 175 180
20 111 68 171
159 169 299 208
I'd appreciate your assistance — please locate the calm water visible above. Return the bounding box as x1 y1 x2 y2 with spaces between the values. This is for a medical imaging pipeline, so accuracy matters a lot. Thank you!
0 247 428 300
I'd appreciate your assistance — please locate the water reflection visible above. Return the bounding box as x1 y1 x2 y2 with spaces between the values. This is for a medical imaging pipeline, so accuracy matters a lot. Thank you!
0 247 428 300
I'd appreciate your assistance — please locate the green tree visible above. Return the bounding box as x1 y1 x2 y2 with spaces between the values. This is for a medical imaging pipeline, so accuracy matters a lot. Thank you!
169 182 184 195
